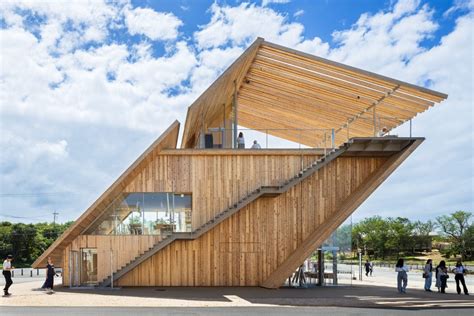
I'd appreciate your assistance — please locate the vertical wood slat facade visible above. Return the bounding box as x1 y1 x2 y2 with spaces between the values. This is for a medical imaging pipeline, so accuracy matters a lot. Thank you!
123 150 322 230
113 153 387 287
62 235 161 286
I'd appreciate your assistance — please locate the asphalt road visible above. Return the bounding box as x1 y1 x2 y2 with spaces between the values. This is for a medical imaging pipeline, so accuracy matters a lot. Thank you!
1 306 474 316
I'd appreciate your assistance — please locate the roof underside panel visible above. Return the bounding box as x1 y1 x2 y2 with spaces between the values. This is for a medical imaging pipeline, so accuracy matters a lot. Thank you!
181 38 447 148
236 42 447 147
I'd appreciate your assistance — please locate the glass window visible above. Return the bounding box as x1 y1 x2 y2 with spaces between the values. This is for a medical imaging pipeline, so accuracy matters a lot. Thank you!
80 248 97 285
85 193 192 235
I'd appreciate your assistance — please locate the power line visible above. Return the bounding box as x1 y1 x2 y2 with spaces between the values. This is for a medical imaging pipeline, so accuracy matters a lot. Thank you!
0 192 78 197
0 214 51 219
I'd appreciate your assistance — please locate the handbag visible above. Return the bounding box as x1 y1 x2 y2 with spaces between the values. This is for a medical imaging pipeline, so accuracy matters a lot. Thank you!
422 272 428 278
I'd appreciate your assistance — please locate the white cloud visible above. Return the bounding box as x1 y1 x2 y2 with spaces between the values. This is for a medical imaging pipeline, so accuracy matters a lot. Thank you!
294 9 304 18
194 2 328 55
262 0 291 6
124 6 183 40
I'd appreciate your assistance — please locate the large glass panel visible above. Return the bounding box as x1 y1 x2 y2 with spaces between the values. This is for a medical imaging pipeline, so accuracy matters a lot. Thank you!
321 217 353 286
143 193 173 237
80 248 97 285
173 194 192 232
86 192 192 235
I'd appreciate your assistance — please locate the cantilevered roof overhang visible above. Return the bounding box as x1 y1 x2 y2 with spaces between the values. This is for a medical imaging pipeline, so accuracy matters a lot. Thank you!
181 38 447 148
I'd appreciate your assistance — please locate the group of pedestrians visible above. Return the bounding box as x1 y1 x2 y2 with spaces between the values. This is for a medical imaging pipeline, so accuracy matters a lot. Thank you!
395 258 469 295
2 254 58 297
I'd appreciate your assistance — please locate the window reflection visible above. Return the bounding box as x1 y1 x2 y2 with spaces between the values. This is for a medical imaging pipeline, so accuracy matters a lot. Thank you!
87 193 192 236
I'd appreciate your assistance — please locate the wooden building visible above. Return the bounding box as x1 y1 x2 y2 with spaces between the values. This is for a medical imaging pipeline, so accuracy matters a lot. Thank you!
32 38 447 288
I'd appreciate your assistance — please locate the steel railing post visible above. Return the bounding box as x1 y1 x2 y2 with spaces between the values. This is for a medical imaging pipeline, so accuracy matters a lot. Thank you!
266 129 268 149
331 129 335 149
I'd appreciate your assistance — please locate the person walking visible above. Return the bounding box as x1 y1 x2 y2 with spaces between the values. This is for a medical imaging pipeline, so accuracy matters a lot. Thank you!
41 257 58 294
452 260 469 295
395 258 409 293
364 260 371 277
236 132 245 149
437 260 449 294
369 261 374 276
2 255 14 296
423 259 433 292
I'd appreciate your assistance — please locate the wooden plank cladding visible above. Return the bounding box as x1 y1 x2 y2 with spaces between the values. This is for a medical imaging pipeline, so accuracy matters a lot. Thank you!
123 151 323 230
62 235 161 286
117 154 389 287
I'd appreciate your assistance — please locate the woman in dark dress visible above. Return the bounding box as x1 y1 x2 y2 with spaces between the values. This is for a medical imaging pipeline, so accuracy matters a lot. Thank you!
42 257 57 293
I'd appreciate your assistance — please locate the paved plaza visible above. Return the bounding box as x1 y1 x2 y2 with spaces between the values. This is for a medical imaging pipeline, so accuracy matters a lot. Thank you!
1 269 473 314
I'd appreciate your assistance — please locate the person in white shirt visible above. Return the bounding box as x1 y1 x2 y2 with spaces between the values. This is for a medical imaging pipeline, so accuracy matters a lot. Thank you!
236 132 245 149
251 140 261 149
395 258 409 293
2 254 14 296
423 259 433 292
377 127 389 137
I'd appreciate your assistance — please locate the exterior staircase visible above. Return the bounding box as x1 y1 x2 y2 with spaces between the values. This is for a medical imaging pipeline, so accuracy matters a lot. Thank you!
98 140 353 287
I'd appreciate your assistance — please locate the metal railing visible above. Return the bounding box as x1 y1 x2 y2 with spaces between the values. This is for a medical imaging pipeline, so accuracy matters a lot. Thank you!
206 127 336 150
205 114 413 151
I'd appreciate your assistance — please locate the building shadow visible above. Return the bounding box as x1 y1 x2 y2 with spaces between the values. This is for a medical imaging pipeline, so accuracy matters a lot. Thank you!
55 284 474 310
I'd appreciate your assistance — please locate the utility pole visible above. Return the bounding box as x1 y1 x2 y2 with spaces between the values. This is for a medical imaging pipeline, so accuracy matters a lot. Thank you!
53 211 59 226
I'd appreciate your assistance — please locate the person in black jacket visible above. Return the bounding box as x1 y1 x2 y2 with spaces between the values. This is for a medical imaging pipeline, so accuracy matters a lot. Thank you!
41 257 58 293
2 255 14 296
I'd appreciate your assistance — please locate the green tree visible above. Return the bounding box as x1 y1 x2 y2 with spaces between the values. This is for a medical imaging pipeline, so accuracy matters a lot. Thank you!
386 217 414 256
436 211 472 260
352 216 390 259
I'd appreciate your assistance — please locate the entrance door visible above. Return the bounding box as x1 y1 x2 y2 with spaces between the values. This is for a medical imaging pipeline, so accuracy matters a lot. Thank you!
69 250 80 287
80 248 98 286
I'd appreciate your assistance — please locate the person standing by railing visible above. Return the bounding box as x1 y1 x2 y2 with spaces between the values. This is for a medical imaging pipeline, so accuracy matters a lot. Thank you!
423 259 433 292
236 132 245 149
2 254 14 296
251 140 261 149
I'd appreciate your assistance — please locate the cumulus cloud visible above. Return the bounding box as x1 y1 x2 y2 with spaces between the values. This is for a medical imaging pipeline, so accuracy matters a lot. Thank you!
124 7 183 40
194 2 329 56
262 0 291 6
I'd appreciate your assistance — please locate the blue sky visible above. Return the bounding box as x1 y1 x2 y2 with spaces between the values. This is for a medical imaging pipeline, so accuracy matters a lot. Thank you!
0 0 472 224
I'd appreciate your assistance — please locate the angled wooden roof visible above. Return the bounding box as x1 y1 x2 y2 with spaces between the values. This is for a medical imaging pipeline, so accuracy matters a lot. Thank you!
181 38 447 148
32 121 180 268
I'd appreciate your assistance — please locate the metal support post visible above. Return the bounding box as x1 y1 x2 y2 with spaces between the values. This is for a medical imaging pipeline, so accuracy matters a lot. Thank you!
331 129 335 149
347 123 350 141
373 106 377 136
318 249 324 286
358 251 362 281
232 81 238 148
298 129 301 149
324 132 327 156
266 130 268 148
110 250 114 289
409 119 412 137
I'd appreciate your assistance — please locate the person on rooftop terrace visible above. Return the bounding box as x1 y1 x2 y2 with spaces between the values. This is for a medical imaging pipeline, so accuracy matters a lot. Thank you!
251 140 261 149
236 132 245 149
